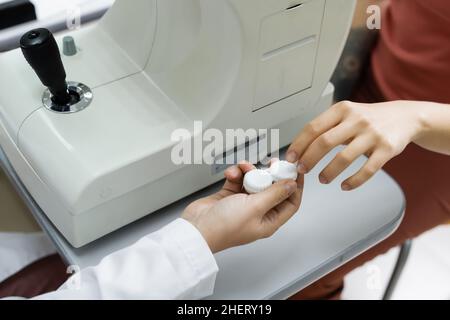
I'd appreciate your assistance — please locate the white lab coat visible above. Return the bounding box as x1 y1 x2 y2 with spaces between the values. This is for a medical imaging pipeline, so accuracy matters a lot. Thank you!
2 219 219 300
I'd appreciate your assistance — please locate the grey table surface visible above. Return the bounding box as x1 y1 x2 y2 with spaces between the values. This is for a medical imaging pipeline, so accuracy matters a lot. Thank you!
0 146 405 300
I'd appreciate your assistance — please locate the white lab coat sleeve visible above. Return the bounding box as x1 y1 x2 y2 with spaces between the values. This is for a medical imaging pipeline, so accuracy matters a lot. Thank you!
33 219 219 300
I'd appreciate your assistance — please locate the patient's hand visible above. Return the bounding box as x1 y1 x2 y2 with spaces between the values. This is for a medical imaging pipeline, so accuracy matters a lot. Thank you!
286 100 431 191
182 162 303 253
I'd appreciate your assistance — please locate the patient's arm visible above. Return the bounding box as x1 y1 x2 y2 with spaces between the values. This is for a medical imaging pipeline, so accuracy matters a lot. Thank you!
413 102 450 155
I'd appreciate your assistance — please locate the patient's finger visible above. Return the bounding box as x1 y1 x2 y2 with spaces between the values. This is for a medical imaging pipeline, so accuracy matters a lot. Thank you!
341 151 387 191
286 103 345 163
319 135 371 184
299 121 358 174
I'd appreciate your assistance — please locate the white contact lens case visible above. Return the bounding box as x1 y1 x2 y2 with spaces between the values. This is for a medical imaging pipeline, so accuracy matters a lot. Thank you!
243 169 273 194
269 160 298 182
243 161 298 194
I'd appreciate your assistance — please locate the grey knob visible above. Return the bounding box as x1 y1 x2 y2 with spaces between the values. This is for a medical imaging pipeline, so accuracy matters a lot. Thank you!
63 36 77 56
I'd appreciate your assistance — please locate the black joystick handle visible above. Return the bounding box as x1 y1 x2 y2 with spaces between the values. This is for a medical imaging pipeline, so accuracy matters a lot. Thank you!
20 28 71 105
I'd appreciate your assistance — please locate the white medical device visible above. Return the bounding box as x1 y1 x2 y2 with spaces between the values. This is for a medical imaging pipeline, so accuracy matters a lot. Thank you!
0 0 355 247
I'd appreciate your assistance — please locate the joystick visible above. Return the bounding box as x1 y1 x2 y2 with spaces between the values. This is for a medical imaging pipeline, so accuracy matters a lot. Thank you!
20 28 92 113
20 28 72 106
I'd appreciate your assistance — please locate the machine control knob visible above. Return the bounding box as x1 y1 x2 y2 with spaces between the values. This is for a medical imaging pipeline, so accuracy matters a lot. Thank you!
63 36 77 56
20 28 72 106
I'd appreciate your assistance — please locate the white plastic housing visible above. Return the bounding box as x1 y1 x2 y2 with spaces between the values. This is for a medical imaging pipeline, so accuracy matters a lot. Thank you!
0 0 355 247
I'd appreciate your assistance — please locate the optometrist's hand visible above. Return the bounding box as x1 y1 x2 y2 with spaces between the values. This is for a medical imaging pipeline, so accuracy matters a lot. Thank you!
182 162 304 253
286 100 428 191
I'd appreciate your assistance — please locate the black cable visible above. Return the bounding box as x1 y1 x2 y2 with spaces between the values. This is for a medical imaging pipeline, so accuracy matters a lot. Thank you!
383 239 413 300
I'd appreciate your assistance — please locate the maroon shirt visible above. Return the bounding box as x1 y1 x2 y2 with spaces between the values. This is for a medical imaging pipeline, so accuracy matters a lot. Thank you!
372 0 450 103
